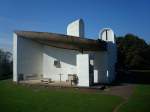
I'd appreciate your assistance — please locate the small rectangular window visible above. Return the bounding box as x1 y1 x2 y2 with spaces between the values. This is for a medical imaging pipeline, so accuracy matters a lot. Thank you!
54 60 61 68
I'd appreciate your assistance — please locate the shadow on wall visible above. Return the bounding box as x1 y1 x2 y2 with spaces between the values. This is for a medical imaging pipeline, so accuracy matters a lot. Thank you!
44 46 77 66
116 70 150 84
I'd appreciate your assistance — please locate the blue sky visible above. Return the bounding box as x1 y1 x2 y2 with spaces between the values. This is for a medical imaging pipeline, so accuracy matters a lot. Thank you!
0 0 150 52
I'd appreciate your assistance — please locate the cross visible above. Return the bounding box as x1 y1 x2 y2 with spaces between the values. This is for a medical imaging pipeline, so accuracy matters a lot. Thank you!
57 73 63 87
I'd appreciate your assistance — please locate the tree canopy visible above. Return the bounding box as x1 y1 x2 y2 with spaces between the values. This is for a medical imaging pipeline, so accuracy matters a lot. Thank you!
0 49 12 79
116 34 150 69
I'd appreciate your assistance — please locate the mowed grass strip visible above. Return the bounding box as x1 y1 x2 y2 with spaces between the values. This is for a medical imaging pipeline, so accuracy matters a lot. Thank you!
118 84 150 112
0 80 122 112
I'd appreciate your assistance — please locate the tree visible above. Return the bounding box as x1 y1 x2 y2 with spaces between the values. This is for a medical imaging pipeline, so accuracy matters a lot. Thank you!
0 49 12 79
116 34 150 69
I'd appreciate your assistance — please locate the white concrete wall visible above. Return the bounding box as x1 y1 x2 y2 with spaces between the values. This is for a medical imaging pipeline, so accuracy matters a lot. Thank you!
43 46 78 81
43 46 91 87
77 54 89 87
13 34 43 81
43 46 109 86
43 47 108 86
13 33 18 81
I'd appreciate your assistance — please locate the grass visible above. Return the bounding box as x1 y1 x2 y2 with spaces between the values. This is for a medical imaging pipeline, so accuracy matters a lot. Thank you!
118 84 150 112
0 80 122 112
1 79 150 112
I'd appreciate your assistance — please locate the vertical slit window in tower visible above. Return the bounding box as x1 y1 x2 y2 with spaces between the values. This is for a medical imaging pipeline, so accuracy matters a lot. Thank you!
106 30 108 40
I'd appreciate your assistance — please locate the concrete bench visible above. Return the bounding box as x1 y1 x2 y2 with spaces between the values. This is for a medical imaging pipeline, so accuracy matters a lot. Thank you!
24 74 41 80
41 78 52 84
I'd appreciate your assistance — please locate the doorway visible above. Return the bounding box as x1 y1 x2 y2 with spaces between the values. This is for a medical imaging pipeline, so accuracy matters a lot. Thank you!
89 54 94 86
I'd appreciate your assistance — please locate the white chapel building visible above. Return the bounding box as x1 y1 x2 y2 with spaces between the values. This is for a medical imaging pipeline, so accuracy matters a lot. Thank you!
13 19 117 87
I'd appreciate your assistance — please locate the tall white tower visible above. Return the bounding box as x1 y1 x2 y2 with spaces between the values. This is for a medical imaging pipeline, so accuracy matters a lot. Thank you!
67 19 84 37
99 28 117 83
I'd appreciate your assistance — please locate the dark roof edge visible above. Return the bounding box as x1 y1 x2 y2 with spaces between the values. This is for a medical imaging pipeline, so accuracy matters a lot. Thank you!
14 30 107 51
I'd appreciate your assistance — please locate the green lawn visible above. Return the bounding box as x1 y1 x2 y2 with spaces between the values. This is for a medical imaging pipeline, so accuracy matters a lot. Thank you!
1 80 150 112
0 80 122 112
118 84 150 112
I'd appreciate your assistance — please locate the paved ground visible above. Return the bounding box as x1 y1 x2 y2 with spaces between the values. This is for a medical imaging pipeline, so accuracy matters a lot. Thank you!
103 84 136 99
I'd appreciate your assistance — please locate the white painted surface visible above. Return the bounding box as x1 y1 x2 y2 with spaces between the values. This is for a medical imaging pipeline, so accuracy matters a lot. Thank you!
77 54 89 87
100 28 115 43
13 33 18 81
42 46 108 86
67 19 84 37
43 46 78 81
94 70 98 83
13 35 43 81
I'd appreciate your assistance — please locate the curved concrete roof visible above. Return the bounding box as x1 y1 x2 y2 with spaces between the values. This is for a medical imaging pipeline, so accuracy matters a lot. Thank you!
15 31 107 51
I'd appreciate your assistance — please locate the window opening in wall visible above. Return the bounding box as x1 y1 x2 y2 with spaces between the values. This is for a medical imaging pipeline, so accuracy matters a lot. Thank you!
106 30 108 40
54 60 61 68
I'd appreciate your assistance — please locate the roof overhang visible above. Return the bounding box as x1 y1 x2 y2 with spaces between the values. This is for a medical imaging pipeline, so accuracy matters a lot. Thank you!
15 31 107 51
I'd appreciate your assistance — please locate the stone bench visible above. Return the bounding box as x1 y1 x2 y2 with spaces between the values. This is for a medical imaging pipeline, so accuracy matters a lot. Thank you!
41 78 52 84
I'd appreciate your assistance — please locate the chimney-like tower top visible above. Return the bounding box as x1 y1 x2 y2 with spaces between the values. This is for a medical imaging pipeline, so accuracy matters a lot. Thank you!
67 19 84 38
99 28 115 43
